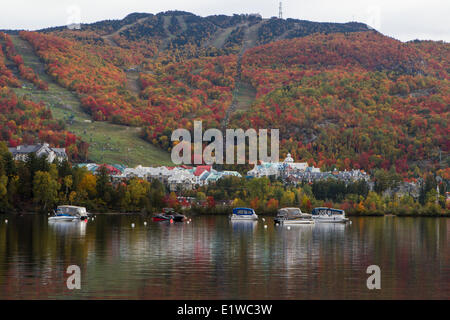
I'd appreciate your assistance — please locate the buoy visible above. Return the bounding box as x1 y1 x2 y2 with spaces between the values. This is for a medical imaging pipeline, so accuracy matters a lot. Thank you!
170 219 174 224
287 226 291 230
144 221 147 226
131 223 135 228
5 219 8 224
264 225 268 229
262 218 265 222
187 221 190 224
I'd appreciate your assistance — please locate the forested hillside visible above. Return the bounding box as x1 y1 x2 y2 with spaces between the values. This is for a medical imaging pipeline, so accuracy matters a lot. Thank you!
0 11 448 179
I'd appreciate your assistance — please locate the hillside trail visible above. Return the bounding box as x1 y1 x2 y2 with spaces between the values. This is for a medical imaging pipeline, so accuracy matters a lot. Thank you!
203 23 247 49
9 34 172 166
102 17 151 47
10 35 84 113
221 20 266 129
101 17 152 96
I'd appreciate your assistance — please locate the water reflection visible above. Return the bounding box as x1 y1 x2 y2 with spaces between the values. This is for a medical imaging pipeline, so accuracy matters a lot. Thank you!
48 220 87 237
0 215 448 299
231 220 258 232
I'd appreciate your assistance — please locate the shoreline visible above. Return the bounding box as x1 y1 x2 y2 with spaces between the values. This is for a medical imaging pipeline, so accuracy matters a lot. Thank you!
4 210 448 218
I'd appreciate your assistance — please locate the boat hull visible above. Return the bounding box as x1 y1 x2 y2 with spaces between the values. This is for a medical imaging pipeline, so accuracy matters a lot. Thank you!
152 216 172 222
48 216 82 222
275 219 315 225
312 216 349 223
172 214 186 222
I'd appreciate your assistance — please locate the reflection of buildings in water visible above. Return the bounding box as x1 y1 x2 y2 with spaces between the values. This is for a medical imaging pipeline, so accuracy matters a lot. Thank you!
48 220 87 237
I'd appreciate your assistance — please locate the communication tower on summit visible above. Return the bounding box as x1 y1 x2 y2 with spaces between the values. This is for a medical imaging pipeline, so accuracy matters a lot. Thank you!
279 2 283 19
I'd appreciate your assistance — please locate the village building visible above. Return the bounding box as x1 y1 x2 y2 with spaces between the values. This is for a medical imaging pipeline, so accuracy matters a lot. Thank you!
247 153 314 178
8 143 67 162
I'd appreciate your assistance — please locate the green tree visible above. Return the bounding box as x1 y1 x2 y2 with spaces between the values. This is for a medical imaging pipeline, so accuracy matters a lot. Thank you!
0 175 8 211
33 171 59 211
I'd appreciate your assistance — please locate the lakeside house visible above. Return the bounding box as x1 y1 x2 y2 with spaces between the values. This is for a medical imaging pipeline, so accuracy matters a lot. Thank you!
8 143 67 162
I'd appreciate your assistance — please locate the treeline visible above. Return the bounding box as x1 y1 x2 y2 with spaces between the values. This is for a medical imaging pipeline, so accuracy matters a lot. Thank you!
0 142 165 214
0 142 447 216
183 175 448 216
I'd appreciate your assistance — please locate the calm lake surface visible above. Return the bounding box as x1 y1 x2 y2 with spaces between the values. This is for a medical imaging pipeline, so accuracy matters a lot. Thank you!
0 214 448 299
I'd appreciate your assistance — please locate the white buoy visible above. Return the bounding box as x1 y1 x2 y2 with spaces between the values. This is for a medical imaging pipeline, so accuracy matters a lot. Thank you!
264 225 268 229
262 218 265 222
5 219 8 224
187 221 190 224
131 223 135 228
287 226 291 230
144 221 147 226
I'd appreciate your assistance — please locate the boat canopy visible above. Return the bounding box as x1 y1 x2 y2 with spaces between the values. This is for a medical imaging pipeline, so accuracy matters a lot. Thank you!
232 208 255 215
277 207 303 217
311 207 344 215
56 205 87 216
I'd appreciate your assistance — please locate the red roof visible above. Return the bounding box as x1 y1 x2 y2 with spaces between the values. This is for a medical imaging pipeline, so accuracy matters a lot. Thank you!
194 165 212 176
97 164 121 175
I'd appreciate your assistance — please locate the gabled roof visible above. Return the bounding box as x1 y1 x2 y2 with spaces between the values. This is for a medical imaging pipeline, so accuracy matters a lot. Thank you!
8 143 67 157
194 165 212 176
9 144 44 154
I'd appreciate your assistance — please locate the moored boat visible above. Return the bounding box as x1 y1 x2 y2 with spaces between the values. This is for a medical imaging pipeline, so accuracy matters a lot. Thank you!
152 213 174 222
162 208 187 222
274 207 314 225
311 207 349 223
152 208 187 222
230 207 258 221
48 205 89 222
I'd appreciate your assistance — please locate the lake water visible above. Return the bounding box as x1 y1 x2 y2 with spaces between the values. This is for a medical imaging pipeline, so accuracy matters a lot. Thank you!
0 214 448 299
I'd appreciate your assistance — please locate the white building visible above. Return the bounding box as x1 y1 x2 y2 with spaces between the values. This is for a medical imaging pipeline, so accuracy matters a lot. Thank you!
167 170 196 191
247 153 315 178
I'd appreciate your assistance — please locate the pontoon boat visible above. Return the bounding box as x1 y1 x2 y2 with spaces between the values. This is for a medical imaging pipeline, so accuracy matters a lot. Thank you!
311 207 349 223
48 205 89 222
274 207 315 225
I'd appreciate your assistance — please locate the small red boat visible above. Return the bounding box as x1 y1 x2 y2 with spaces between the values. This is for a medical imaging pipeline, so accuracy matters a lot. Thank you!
152 213 174 222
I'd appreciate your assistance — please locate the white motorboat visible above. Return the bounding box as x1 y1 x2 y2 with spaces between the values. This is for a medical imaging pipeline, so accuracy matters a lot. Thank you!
274 207 315 225
48 205 89 222
311 207 349 223
230 207 258 221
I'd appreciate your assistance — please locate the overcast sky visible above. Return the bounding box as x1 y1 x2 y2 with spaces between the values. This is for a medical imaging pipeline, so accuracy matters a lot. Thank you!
1 0 449 42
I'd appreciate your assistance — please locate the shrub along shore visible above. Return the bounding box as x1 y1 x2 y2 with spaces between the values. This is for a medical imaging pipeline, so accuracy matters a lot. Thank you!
0 142 448 217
